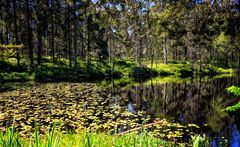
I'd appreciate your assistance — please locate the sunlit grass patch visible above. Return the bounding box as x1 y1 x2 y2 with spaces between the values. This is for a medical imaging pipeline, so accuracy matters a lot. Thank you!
0 123 170 147
0 123 210 147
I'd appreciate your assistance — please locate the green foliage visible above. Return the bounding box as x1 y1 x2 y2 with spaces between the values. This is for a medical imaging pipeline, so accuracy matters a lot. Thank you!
0 44 24 61
0 122 211 147
35 64 84 82
223 102 240 112
0 72 34 82
0 57 233 82
147 62 232 77
147 63 191 76
191 134 209 147
227 86 240 96
223 86 240 112
0 124 170 147
213 32 230 49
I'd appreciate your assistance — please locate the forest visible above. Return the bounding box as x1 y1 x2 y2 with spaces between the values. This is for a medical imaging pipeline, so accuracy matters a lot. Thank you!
0 0 239 81
0 0 240 146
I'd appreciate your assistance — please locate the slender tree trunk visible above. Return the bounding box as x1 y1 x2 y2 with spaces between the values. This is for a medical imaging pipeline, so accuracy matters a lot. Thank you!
87 28 91 72
163 37 168 64
13 0 20 67
0 1 4 60
139 23 143 66
80 26 84 60
191 49 195 73
199 53 202 73
6 28 9 44
73 0 77 67
108 27 112 64
67 4 72 68
26 0 34 66
51 0 55 63
37 27 42 65
5 0 10 45
224 50 229 67
37 0 42 66
198 46 202 73
231 51 234 69
238 47 240 73
172 47 177 62
64 4 68 58
151 45 154 69
86 14 92 72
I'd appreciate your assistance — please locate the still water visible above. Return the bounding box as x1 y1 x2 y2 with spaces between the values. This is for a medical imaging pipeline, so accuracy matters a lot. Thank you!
0 76 240 146
110 76 240 146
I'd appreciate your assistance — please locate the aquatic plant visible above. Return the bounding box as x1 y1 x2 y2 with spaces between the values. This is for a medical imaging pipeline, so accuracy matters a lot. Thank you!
191 134 209 147
0 82 212 144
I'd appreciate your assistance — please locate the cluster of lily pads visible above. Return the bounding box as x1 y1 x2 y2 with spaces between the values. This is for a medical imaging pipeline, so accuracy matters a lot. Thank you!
0 82 201 144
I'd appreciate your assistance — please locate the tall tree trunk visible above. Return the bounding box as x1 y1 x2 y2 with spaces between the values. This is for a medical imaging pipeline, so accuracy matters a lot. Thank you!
231 51 234 69
191 49 195 73
0 1 3 60
37 0 42 65
6 28 9 44
238 47 240 73
151 45 154 69
198 46 202 73
13 0 20 67
73 0 77 67
108 27 112 65
86 14 92 72
80 25 84 60
87 29 91 72
26 0 34 66
37 27 42 65
163 37 168 64
51 0 55 63
139 22 143 66
67 4 72 68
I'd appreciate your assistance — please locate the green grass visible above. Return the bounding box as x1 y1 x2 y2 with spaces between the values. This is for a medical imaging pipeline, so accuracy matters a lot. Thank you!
0 57 233 82
146 62 232 77
0 122 210 147
0 72 35 82
147 62 193 76
0 124 170 147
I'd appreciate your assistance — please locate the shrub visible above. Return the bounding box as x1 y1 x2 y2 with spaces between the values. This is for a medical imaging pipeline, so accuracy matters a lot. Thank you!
130 66 158 78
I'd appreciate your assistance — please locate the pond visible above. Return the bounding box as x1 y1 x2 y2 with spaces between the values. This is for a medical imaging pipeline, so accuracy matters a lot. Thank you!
108 76 240 146
0 75 240 146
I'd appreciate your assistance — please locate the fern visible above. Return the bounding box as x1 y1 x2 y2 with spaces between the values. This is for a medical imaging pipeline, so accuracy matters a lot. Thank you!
227 86 240 96
223 86 240 112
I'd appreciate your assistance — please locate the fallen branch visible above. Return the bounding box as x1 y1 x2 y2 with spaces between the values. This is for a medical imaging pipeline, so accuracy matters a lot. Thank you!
117 119 166 136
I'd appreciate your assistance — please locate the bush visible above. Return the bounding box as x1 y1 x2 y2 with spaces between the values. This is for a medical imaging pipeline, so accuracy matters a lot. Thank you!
0 72 33 82
159 70 174 76
130 66 158 78
179 68 193 77
35 65 84 82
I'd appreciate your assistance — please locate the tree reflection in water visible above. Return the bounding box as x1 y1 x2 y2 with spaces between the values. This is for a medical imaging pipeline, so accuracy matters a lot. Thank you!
114 76 240 145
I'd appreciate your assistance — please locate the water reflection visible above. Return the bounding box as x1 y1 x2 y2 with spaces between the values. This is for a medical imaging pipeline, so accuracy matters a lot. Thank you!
113 76 240 145
127 103 135 113
229 124 240 147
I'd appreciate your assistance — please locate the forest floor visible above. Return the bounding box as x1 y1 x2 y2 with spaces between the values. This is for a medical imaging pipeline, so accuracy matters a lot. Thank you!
0 57 233 82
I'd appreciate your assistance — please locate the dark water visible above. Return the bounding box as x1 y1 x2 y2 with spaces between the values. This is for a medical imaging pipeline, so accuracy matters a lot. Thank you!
0 76 240 146
110 76 240 146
